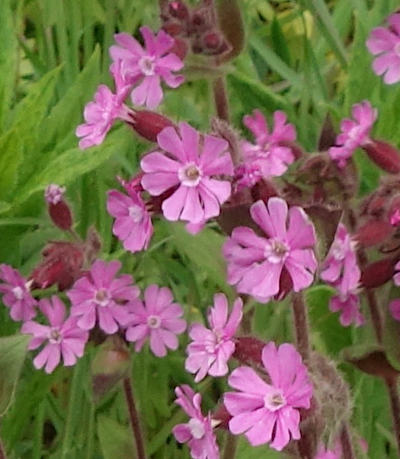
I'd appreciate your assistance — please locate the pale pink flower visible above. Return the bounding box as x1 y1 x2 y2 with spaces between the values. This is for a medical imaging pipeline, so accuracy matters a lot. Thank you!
45 184 65 204
185 294 243 382
330 292 364 327
21 296 89 373
141 122 233 224
107 189 153 253
223 197 317 302
110 27 184 109
389 299 400 321
241 110 296 179
366 13 400 84
224 342 313 451
328 101 377 168
125 284 186 357
172 385 219 459
320 223 360 295
67 260 139 334
0 264 37 321
393 260 400 285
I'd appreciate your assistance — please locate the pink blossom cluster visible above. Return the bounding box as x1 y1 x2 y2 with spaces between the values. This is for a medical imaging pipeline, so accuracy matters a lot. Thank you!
320 224 364 327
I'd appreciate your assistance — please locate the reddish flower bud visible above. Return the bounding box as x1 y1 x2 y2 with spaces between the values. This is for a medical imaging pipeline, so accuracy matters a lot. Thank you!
127 110 175 142
355 220 394 248
361 258 396 289
213 404 232 430
233 336 265 366
250 179 279 203
48 200 73 231
169 37 188 60
162 21 184 37
30 241 84 291
362 139 400 174
274 267 293 301
168 0 189 20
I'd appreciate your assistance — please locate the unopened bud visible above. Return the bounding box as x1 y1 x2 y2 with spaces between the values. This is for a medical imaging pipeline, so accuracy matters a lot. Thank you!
162 21 183 37
169 37 188 60
168 0 189 20
233 336 265 366
361 257 396 288
250 179 279 203
362 139 400 174
45 184 73 231
128 110 175 142
213 404 232 430
355 220 394 248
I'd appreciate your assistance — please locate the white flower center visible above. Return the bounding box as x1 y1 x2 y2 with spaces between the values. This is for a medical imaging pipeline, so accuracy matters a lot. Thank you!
139 56 156 76
147 315 161 329
129 204 144 223
264 389 286 412
12 286 24 300
49 328 62 344
188 418 205 439
178 163 202 187
264 239 289 264
94 288 110 307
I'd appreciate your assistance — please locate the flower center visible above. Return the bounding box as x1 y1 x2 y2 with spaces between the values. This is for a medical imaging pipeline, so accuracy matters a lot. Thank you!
188 418 205 440
178 163 202 187
139 56 156 76
264 238 289 264
12 286 24 300
94 288 110 307
129 204 144 223
147 315 161 329
49 328 62 344
264 389 286 412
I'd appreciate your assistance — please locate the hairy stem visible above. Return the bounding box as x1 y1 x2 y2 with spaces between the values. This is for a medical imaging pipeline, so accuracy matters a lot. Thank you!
292 292 311 361
223 433 237 459
123 377 146 459
340 424 355 459
212 77 230 122
386 378 400 455
0 437 6 459
364 288 383 343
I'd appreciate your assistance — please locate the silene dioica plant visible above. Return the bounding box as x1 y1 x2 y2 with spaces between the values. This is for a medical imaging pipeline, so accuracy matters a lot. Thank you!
3 1 400 458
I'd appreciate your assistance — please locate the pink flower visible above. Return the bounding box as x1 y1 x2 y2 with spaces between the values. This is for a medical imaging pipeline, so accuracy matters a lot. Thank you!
328 101 377 168
223 197 317 302
76 81 131 150
141 122 233 224
366 13 400 84
241 110 296 179
67 260 139 334
233 162 262 192
21 296 89 373
45 184 66 204
0 264 37 321
224 342 313 451
107 189 153 253
393 260 400 285
110 27 184 109
172 385 219 459
320 223 360 295
330 292 364 327
389 299 400 321
185 294 243 382
125 284 186 357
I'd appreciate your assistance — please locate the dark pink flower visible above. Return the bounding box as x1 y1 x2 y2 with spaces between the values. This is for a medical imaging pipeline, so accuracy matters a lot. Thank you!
390 299 400 321
0 264 37 321
223 197 317 302
328 101 377 168
45 184 66 204
141 122 233 224
366 13 400 84
185 294 242 382
320 223 360 296
67 260 139 334
330 292 364 327
110 27 184 109
241 110 296 179
107 189 153 253
125 284 186 357
21 296 89 373
224 342 313 451
172 385 219 459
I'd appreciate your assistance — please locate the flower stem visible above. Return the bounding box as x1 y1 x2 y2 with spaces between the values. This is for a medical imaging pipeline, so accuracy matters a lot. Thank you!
123 377 146 459
340 424 355 459
386 378 400 455
292 292 311 361
0 437 6 459
223 433 237 459
212 77 230 122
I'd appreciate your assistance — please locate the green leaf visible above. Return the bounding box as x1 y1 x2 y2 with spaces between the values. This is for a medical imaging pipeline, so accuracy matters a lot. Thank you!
0 130 23 201
97 415 136 459
0 201 11 214
0 334 29 416
236 436 283 458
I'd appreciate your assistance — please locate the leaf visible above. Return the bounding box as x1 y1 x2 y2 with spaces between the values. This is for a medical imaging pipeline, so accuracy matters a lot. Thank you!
0 201 10 214
0 334 29 415
0 130 23 201
236 436 283 458
97 415 136 459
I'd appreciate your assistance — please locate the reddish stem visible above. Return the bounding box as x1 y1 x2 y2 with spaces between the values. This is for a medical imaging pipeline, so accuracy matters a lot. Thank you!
123 377 146 459
212 77 230 122
386 378 400 455
340 424 355 459
292 292 311 361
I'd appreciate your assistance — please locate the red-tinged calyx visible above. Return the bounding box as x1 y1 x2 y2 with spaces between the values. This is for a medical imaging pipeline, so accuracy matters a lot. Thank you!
48 200 73 231
355 220 395 248
233 336 265 366
362 139 400 174
127 110 175 142
361 258 396 289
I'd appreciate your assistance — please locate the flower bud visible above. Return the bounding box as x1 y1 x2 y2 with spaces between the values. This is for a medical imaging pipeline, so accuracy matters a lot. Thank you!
168 0 189 20
361 257 396 289
355 220 394 247
233 336 265 366
362 139 400 174
169 37 188 60
213 404 232 430
45 184 73 231
127 110 175 142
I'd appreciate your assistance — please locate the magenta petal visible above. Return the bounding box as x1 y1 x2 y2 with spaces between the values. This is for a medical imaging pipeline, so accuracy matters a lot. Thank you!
162 186 188 221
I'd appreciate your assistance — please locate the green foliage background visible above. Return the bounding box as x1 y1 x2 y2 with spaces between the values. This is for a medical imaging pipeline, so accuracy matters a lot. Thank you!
1 0 400 457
